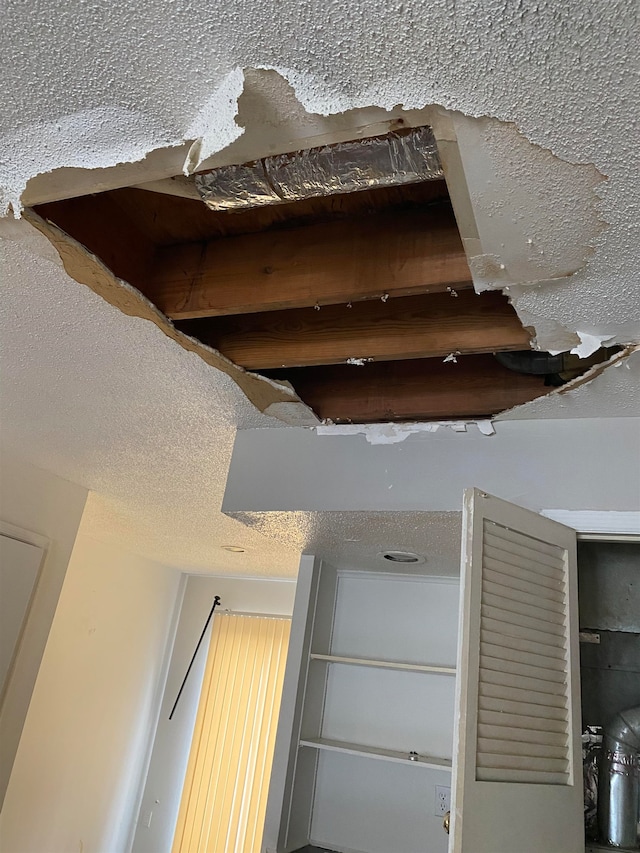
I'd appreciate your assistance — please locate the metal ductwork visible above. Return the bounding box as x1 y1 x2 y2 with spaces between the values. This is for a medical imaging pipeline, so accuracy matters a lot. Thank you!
599 704 640 848
195 126 443 211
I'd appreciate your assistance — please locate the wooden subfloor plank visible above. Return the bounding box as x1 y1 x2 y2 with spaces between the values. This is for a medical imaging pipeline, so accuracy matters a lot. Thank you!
146 205 472 319
178 290 530 369
261 355 549 422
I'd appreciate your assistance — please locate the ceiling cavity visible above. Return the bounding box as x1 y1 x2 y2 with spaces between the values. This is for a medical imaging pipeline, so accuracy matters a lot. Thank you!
29 123 616 426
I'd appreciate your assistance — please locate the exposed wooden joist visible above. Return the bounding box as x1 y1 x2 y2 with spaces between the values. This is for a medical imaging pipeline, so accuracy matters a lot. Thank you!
146 205 472 319
261 356 549 422
110 180 449 244
179 291 531 369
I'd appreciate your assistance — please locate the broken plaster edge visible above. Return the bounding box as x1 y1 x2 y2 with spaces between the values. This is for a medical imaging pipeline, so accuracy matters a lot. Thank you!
22 209 320 425
494 345 640 421
314 419 495 444
8 70 608 365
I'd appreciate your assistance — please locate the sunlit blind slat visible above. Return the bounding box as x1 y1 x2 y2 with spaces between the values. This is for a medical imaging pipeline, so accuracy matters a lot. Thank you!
172 613 290 853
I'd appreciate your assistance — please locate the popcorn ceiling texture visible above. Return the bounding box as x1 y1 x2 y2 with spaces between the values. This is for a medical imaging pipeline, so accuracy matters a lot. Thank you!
227 511 464 575
1 0 639 572
0 222 300 576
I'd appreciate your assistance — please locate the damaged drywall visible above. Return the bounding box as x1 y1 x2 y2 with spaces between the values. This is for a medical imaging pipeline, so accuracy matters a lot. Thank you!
19 76 631 428
2 1 639 427
314 420 496 445
23 209 319 423
497 345 640 420
11 66 632 363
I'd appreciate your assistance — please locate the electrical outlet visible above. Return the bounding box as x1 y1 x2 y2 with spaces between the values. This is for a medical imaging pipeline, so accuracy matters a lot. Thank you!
434 785 451 817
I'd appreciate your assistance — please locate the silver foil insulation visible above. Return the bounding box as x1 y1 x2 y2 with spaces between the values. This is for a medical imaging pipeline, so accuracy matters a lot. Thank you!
195 126 443 211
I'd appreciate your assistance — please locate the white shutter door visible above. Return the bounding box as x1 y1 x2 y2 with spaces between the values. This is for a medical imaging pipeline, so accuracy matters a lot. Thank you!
450 489 582 853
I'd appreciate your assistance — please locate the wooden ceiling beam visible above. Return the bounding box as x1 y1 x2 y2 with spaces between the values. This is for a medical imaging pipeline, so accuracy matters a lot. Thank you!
146 205 472 320
179 291 531 370
35 196 157 290
261 356 548 422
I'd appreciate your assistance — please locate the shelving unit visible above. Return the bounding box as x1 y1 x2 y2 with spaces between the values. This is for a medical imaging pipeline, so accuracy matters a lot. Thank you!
299 737 453 770
264 501 640 853
265 559 459 853
309 653 456 675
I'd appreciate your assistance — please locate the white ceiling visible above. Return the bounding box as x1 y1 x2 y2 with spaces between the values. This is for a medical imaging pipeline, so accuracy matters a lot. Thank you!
1 1 638 576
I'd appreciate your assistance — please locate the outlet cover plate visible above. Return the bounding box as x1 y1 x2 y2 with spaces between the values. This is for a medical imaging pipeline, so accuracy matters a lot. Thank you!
435 785 451 817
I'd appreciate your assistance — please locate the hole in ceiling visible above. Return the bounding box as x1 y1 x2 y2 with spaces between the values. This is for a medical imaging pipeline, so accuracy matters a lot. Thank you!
31 124 616 424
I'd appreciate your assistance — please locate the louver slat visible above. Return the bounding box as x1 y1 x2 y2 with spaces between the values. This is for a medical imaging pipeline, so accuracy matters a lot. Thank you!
483 569 565 606
478 681 567 710
477 723 568 748
477 707 569 734
481 603 565 637
484 556 564 593
476 767 569 785
482 589 564 623
478 694 568 723
479 666 566 697
484 527 566 567
484 547 564 585
475 520 571 785
482 617 565 649
480 647 566 683
481 629 566 661
477 737 568 760
477 752 568 773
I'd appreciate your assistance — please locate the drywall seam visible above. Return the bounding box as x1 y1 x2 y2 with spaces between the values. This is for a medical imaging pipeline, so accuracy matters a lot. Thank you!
22 210 319 423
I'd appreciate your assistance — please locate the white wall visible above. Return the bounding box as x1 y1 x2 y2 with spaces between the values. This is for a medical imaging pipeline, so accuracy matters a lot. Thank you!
132 574 296 853
0 533 182 853
223 419 640 514
0 455 88 806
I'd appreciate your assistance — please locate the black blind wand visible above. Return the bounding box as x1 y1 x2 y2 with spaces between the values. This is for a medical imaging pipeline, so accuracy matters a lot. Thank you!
169 595 221 720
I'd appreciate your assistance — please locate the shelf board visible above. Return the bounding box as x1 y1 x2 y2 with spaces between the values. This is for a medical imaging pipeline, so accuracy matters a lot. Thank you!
309 653 456 675
299 737 453 771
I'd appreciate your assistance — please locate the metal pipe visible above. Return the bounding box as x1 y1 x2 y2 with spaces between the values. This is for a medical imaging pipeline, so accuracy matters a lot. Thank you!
598 704 640 848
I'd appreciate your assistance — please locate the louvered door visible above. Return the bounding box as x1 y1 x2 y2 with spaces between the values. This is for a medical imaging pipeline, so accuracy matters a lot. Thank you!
450 489 582 853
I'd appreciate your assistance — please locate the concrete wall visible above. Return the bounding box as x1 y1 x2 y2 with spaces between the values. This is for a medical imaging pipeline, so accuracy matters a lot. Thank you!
0 456 88 807
0 533 182 853
132 574 296 853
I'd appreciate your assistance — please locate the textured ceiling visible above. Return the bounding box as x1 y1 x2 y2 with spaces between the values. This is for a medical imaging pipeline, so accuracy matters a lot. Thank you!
0 221 300 576
1 0 638 575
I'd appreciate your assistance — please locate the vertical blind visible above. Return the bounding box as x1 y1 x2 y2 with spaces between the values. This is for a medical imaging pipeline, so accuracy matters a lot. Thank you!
172 613 291 853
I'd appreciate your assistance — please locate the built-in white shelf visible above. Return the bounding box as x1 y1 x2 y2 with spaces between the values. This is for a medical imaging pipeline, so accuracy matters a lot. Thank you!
309 653 456 675
299 736 453 771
